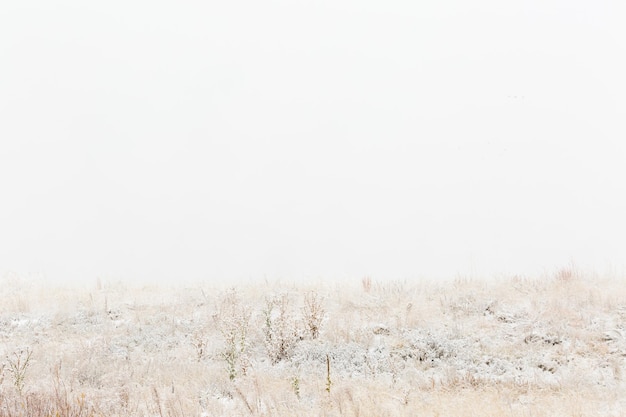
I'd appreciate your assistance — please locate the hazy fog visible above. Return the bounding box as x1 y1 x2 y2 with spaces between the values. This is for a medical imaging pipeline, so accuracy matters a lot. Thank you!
1 0 625 284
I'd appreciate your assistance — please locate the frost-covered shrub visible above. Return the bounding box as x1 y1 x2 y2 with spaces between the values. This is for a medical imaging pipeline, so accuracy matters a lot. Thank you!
301 291 325 340
214 290 251 380
263 294 301 364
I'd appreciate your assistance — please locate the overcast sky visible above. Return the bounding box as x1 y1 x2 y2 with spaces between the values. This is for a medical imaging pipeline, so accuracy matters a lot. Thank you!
1 0 625 284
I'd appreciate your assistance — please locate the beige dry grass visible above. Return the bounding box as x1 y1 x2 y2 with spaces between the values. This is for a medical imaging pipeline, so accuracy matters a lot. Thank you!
1 270 624 416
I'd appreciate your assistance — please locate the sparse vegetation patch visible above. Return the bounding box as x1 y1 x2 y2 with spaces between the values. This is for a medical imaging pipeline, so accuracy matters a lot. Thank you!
0 273 624 416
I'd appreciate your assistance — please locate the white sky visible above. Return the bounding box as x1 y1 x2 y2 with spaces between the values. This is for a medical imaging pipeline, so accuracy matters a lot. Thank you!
1 0 625 284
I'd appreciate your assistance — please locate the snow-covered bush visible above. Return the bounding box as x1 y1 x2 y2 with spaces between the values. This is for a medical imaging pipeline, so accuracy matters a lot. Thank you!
213 289 251 380
263 294 301 364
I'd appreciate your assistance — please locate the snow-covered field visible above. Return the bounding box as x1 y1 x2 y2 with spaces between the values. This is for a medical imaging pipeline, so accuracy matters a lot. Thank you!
1 270 625 416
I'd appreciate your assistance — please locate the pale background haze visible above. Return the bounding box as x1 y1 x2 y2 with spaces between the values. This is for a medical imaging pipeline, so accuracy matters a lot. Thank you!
1 0 625 284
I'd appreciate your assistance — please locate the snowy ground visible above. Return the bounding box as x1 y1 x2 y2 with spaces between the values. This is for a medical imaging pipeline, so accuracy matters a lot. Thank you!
1 270 625 416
